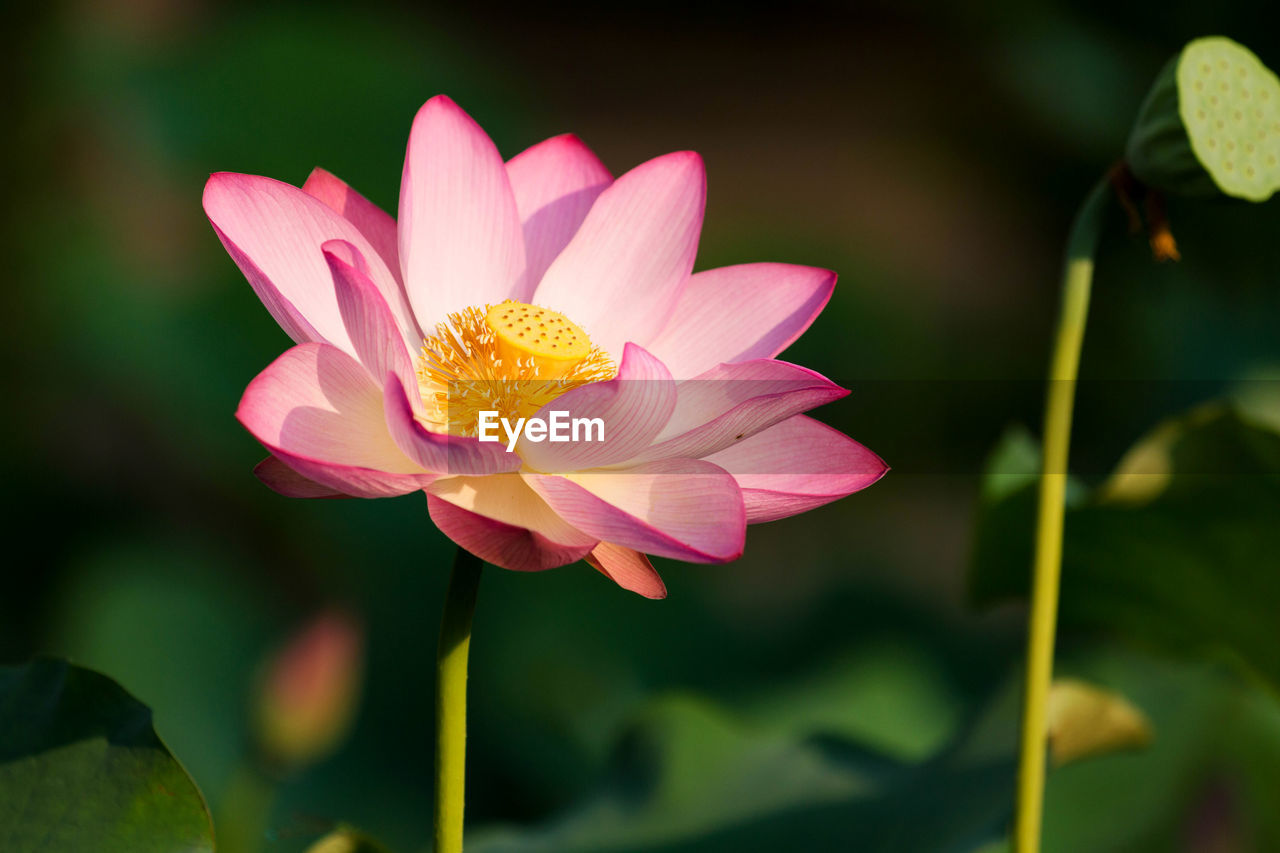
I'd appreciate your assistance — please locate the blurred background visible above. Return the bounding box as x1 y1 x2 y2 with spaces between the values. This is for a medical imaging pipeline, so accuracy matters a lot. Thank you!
4 1 1280 851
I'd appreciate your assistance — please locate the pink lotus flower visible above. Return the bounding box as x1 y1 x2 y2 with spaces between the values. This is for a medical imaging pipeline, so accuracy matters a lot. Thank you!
204 95 885 598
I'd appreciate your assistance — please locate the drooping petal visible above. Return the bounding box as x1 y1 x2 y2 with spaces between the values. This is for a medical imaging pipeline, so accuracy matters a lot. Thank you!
703 415 888 523
428 494 596 572
506 134 612 288
584 543 667 599
302 167 403 288
254 455 347 499
204 172 417 354
644 263 836 378
518 343 676 472
532 151 705 358
381 373 524 477
324 240 416 393
524 458 745 563
237 343 436 497
633 359 847 463
398 95 527 328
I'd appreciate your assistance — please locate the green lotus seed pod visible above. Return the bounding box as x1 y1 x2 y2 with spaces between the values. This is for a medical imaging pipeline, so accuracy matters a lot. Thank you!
1127 37 1280 202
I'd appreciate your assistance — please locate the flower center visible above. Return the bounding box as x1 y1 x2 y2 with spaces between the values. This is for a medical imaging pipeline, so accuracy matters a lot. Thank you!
417 300 615 436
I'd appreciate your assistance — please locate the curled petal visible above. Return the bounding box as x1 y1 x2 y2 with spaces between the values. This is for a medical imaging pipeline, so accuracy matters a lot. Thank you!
704 415 888 523
644 263 836 378
324 240 417 393
204 172 416 354
399 95 527 327
524 458 745 563
634 359 847 463
519 343 676 472
585 543 667 599
532 151 705 358
506 133 612 288
382 373 524 477
302 167 404 290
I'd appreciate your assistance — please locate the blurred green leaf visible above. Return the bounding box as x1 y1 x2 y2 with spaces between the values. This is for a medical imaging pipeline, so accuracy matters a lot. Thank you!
970 404 1280 684
469 656 1012 853
0 659 213 853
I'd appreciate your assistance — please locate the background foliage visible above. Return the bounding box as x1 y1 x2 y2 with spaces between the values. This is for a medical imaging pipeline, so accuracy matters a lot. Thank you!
3 1 1280 850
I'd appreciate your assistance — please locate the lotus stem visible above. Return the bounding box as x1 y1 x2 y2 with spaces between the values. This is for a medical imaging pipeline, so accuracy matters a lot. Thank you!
435 547 483 853
1014 178 1111 852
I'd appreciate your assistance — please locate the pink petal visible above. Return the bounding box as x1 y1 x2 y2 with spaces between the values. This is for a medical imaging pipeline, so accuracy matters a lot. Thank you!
324 240 416 393
518 343 676 472
237 343 437 498
704 415 888 523
427 493 595 573
204 172 417 354
532 151 705 358
644 263 836 378
506 134 612 288
253 455 347 498
524 458 745 563
381 373 524 477
302 167 403 288
633 359 848 463
398 96 527 328
427 473 598 567
585 543 667 599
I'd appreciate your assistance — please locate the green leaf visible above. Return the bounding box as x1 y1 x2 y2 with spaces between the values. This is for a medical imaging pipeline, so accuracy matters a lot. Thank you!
970 404 1280 685
0 659 214 853
468 650 1013 852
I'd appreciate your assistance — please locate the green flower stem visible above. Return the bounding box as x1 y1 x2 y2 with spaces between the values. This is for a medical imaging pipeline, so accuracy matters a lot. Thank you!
435 547 483 853
1014 178 1110 853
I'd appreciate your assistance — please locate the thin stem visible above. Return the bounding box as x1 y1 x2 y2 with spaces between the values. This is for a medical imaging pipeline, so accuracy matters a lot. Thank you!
435 547 483 853
1014 178 1110 853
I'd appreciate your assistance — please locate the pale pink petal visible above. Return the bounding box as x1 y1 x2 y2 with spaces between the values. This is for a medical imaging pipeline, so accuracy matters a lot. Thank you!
382 373 524 477
427 494 595 573
323 240 416 393
704 415 888 523
633 359 847 463
532 151 705 358
506 134 612 288
204 173 417 353
524 458 745 563
253 455 347 499
585 543 667 599
518 343 676 472
644 263 836 378
236 343 437 498
427 474 597 564
398 96 527 328
302 167 403 286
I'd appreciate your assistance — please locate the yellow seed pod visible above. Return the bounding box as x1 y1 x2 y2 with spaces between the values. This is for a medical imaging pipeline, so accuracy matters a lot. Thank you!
1128 37 1280 201
484 301 592 379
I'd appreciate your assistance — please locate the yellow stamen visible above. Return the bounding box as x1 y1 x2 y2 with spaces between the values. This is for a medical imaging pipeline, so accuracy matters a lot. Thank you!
417 300 615 436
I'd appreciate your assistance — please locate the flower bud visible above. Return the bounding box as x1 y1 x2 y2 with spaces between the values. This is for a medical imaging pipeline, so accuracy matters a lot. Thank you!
1127 37 1280 202
253 609 364 770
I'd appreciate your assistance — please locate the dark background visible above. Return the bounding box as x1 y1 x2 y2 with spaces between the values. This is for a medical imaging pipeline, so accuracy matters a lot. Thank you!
4 1 1280 851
